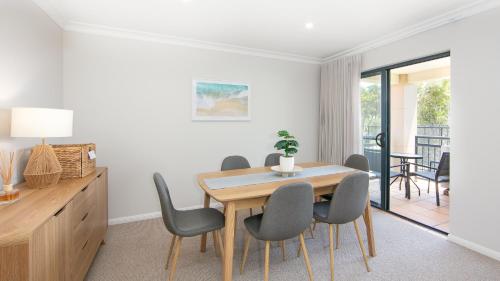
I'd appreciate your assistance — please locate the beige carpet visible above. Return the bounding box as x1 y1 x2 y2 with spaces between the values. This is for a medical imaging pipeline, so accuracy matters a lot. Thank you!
85 210 500 281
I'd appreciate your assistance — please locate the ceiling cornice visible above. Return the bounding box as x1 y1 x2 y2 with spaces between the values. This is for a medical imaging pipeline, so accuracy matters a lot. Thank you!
64 22 322 64
322 0 500 62
31 0 66 27
32 0 500 64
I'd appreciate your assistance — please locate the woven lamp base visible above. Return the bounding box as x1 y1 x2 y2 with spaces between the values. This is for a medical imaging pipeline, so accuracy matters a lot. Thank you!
24 144 62 188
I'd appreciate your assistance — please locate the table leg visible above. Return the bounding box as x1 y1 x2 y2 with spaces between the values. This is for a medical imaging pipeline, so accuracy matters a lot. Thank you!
223 202 236 281
363 198 376 257
405 162 411 199
200 193 210 252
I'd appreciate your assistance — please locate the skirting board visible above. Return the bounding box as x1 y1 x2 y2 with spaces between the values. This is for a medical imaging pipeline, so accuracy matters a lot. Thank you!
448 234 500 262
108 202 224 225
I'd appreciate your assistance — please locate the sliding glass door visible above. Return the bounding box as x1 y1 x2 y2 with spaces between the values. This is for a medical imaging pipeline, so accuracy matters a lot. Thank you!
360 71 390 209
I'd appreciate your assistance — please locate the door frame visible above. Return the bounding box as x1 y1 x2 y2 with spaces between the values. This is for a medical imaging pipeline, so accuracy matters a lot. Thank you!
361 51 451 212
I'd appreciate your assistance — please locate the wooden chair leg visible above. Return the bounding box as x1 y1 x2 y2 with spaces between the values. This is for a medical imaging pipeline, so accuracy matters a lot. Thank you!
328 224 335 281
261 206 265 213
264 241 271 281
335 224 340 249
427 179 430 193
280 240 286 261
312 221 317 231
240 232 251 274
249 208 253 216
435 181 440 206
212 231 219 257
216 230 224 260
353 220 370 272
299 233 314 281
168 236 183 281
309 225 315 239
165 235 177 270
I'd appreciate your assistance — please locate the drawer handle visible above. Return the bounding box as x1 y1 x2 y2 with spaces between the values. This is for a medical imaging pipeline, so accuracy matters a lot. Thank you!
81 212 89 221
54 206 66 217
82 185 89 192
82 240 88 250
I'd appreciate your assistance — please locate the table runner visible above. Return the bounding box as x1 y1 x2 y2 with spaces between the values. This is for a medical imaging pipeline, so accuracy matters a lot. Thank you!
204 165 356 190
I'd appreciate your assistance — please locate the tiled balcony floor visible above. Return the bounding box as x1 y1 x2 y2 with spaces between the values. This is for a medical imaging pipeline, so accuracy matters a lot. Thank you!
369 177 449 233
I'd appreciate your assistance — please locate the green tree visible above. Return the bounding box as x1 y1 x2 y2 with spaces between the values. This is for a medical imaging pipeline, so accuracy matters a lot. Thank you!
417 79 450 125
361 84 381 135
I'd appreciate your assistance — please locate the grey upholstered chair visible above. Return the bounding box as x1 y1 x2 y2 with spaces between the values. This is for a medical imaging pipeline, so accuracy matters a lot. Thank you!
321 154 369 200
318 154 370 247
221 155 258 216
153 173 225 281
264 153 282 167
240 182 314 281
313 172 371 280
221 155 251 171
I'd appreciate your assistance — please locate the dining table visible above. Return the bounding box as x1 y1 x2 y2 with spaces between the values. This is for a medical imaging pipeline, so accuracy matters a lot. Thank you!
196 162 376 281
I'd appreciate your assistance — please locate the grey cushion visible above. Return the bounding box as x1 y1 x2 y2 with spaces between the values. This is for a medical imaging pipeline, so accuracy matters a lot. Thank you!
244 182 313 241
314 172 369 225
321 154 370 201
221 155 251 171
264 153 282 167
154 173 225 237
312 201 330 221
175 208 225 237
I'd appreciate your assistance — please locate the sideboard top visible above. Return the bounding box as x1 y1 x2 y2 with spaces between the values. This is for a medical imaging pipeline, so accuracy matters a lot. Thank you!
0 167 107 246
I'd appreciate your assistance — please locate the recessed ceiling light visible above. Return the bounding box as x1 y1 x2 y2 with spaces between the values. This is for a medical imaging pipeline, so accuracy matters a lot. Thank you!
181 0 192 2
305 22 314 30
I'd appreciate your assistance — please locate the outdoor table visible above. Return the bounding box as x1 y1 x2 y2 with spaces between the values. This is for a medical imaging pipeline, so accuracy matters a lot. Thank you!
390 152 423 199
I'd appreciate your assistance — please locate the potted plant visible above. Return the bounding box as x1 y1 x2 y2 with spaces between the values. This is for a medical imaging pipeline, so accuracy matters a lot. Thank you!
274 130 299 172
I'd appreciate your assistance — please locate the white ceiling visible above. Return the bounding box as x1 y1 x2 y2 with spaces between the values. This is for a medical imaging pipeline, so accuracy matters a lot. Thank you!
34 0 499 62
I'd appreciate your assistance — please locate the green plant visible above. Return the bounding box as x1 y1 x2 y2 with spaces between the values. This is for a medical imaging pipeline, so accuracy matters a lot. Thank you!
274 130 299 157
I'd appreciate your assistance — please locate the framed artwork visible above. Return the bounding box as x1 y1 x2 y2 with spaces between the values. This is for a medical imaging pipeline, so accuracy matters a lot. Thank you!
192 80 251 121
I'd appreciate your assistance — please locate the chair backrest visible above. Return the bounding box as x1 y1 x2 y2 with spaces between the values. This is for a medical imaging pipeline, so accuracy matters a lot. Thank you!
328 172 369 224
258 182 314 241
363 148 381 174
221 155 251 171
264 153 282 167
436 152 450 178
345 154 370 172
153 173 178 234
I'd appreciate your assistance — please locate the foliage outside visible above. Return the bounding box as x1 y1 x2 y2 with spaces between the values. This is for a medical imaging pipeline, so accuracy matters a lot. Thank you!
417 79 450 125
360 78 450 135
274 130 299 157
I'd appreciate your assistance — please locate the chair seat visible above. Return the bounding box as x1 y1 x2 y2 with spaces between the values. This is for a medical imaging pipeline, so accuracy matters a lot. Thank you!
313 201 331 223
175 208 225 237
413 170 449 182
244 214 265 240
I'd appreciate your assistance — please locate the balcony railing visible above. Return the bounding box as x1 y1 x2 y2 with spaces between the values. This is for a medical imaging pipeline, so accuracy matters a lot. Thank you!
363 125 450 172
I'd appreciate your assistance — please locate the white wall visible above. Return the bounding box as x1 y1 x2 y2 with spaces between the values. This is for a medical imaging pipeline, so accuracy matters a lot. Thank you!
362 8 500 258
0 0 63 185
63 32 320 220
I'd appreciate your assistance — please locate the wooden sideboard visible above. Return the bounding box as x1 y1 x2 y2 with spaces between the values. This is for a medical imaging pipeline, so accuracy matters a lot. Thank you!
0 167 108 281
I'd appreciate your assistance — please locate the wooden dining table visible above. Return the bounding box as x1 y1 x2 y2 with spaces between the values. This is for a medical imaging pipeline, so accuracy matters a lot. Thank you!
196 162 376 281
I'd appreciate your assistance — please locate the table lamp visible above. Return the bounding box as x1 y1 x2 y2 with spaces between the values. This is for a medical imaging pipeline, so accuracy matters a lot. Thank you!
10 107 73 188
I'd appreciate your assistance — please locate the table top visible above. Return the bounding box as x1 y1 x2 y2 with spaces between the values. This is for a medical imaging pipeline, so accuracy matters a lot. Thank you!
197 162 358 203
390 152 423 159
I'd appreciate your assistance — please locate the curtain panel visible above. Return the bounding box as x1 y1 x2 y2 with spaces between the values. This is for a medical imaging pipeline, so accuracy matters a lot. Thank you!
319 55 362 165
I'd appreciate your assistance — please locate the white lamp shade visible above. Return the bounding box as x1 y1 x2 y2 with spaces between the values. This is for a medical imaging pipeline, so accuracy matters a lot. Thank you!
10 107 73 138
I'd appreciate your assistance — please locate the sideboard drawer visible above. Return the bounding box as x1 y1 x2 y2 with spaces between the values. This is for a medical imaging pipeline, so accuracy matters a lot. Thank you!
71 181 97 230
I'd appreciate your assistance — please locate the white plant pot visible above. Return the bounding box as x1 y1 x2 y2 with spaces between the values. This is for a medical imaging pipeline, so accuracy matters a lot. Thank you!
3 184 13 192
280 156 294 172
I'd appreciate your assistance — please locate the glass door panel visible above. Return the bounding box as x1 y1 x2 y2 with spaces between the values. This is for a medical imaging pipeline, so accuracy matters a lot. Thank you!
360 73 389 209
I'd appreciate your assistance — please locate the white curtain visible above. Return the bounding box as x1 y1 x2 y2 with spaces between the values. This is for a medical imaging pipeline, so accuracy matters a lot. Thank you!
319 55 362 165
